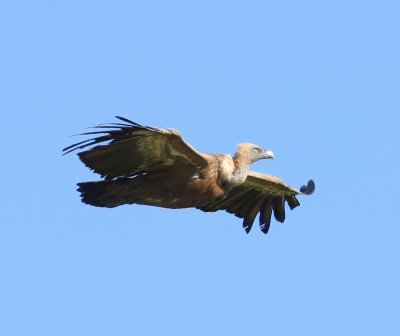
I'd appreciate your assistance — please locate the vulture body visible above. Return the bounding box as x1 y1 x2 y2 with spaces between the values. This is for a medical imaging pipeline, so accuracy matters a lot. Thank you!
63 116 315 234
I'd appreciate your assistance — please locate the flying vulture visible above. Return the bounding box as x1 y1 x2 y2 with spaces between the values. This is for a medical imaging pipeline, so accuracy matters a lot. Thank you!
63 116 315 234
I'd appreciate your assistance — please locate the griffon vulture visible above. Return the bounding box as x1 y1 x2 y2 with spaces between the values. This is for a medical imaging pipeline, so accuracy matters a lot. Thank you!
63 116 315 234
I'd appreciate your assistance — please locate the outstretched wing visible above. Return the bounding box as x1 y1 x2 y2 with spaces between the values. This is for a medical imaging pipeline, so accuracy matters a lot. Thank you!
62 116 209 180
198 171 315 234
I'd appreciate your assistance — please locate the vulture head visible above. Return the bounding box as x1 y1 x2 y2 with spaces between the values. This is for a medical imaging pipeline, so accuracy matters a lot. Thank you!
235 143 274 164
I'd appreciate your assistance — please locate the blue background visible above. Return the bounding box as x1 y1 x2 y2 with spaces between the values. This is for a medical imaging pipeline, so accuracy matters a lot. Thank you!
1 1 399 335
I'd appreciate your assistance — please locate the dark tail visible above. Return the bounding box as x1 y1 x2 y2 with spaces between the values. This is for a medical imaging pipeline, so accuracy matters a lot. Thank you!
77 179 131 208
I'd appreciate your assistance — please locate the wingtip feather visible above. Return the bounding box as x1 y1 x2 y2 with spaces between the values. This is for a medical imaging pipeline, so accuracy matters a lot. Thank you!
243 224 251 234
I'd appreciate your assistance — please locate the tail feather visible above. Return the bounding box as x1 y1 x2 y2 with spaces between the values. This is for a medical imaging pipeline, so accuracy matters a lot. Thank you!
77 179 131 208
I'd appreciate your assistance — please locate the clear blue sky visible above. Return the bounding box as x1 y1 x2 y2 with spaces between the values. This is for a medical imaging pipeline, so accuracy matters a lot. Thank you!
1 1 399 335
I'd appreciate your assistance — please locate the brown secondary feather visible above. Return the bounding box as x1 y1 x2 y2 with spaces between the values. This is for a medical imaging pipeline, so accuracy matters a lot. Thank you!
63 116 314 234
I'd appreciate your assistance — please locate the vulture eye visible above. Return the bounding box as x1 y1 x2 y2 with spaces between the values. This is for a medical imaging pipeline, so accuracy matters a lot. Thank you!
253 147 262 153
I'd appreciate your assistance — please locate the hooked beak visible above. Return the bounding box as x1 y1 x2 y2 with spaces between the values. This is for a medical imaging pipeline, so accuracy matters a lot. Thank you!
263 149 274 159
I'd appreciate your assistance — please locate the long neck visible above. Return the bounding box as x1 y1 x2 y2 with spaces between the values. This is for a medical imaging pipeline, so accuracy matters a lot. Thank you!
230 152 252 185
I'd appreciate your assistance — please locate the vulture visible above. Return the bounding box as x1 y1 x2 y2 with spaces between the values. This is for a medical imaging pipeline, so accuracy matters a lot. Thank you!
63 116 315 234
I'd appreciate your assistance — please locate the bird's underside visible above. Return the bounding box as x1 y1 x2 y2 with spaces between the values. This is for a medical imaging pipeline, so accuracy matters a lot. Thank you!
63 116 315 234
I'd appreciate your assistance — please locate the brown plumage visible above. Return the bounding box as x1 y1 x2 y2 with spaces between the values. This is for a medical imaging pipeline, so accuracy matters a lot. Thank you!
63 116 315 234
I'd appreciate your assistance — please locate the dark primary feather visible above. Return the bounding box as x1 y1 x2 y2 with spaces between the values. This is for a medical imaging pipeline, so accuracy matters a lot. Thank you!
63 116 208 180
197 172 311 234
62 116 158 155
259 198 273 234
64 116 315 234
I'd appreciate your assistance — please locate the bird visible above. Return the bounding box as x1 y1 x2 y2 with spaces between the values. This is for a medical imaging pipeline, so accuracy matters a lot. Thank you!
63 116 315 234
